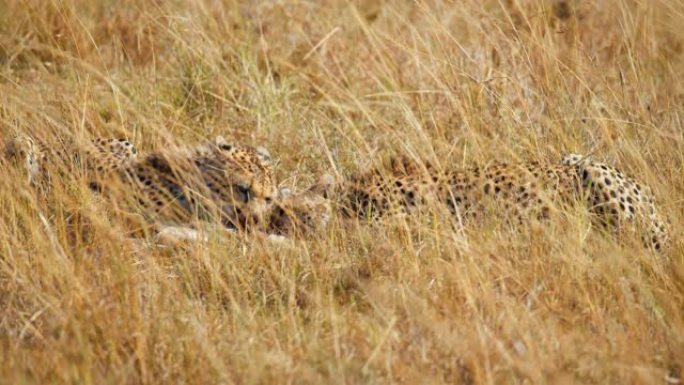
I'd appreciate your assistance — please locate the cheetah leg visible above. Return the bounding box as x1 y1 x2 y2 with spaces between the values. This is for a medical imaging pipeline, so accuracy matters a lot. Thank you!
155 225 210 246
154 224 289 247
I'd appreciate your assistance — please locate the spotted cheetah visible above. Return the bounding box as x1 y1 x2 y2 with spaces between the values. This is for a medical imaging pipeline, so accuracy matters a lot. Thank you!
3 134 281 241
297 154 669 251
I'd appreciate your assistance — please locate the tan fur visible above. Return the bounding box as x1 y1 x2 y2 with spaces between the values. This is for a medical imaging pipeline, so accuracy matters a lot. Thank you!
305 154 669 252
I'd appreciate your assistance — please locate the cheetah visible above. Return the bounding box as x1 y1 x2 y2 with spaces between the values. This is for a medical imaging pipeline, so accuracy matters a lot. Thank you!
296 153 669 252
3 134 282 242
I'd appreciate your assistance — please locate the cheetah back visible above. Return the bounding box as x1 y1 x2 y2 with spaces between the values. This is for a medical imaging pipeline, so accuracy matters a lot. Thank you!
3 134 138 189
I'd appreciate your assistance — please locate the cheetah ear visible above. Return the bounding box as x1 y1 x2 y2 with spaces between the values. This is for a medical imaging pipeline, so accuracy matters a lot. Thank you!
561 153 589 166
255 146 272 164
214 135 234 151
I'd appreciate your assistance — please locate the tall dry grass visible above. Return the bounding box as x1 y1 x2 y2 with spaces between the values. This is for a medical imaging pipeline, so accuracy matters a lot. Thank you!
0 0 683 383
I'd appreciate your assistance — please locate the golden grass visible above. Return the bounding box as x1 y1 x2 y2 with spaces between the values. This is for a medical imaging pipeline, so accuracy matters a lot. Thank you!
1 0 683 383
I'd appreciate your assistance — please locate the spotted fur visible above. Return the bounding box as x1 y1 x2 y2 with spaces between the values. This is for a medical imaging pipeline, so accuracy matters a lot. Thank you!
307 154 669 252
3 134 138 190
561 153 669 251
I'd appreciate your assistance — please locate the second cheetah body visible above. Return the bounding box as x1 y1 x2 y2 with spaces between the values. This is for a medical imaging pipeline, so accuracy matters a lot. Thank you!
304 154 669 251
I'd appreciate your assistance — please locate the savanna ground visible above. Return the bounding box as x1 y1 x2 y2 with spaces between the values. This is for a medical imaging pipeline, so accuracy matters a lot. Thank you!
0 0 683 383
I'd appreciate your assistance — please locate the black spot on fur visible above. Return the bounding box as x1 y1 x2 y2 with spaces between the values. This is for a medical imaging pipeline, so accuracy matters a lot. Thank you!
88 181 102 192
540 206 550 219
405 190 416 206
147 154 173 174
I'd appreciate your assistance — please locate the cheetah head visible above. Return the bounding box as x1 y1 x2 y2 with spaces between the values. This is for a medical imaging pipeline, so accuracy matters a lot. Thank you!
211 136 279 228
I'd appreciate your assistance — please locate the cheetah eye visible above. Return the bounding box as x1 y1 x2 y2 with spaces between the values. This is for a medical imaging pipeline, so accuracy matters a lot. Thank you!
219 143 233 151
265 197 273 203
236 184 251 201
